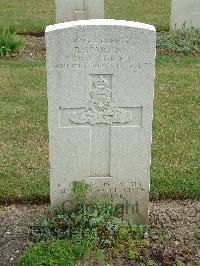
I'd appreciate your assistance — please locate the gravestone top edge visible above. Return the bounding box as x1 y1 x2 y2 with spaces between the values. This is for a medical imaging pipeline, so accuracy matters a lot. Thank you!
45 19 156 33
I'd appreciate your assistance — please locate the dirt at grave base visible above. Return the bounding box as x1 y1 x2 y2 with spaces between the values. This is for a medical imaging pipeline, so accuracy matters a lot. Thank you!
10 36 46 60
0 200 199 266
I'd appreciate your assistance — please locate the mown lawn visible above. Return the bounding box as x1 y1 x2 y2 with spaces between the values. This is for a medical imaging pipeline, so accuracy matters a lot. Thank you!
106 0 171 31
0 0 171 33
152 56 200 199
0 56 199 203
0 60 49 202
0 0 55 33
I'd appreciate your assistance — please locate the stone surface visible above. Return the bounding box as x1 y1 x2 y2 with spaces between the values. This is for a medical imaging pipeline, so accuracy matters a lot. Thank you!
45 20 156 223
56 0 104 23
171 0 200 30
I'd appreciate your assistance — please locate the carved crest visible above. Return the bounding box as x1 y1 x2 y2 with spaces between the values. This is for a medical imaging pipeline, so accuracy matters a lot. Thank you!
70 76 133 125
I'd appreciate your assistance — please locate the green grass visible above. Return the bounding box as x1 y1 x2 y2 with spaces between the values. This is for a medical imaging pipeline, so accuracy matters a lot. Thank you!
0 0 171 33
106 0 171 31
152 56 200 199
17 240 81 266
0 0 55 33
0 56 199 203
0 27 23 56
0 60 49 202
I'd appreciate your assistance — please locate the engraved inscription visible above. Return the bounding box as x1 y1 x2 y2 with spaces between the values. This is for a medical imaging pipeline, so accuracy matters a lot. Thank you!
89 181 146 200
53 35 152 71
70 75 133 125
58 181 145 202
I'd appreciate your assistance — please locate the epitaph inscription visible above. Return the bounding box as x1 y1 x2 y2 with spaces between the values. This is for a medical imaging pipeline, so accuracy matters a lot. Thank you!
89 181 146 199
59 180 145 218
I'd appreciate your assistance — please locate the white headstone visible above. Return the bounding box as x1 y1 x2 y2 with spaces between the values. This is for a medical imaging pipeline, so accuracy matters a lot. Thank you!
171 0 200 30
45 20 156 223
56 0 104 23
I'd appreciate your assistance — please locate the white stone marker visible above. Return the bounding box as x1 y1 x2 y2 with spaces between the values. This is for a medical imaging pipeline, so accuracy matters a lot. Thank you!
171 0 200 30
46 20 156 223
55 0 104 23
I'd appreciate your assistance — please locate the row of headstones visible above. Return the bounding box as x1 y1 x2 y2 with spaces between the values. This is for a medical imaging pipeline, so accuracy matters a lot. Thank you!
56 0 200 30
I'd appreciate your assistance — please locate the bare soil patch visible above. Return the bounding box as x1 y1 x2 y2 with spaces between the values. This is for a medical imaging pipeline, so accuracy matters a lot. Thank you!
11 36 46 60
148 200 200 265
0 200 199 266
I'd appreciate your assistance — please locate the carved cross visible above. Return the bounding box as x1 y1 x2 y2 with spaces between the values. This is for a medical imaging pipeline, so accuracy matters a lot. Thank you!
59 75 143 179
75 0 86 11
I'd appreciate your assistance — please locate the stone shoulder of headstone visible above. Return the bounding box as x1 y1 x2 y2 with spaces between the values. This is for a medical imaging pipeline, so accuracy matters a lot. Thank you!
46 19 155 32
55 0 104 23
46 20 156 224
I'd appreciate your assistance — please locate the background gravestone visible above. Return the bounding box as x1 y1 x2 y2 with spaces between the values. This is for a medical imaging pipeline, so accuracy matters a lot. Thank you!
171 0 200 30
46 20 156 223
56 0 104 23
